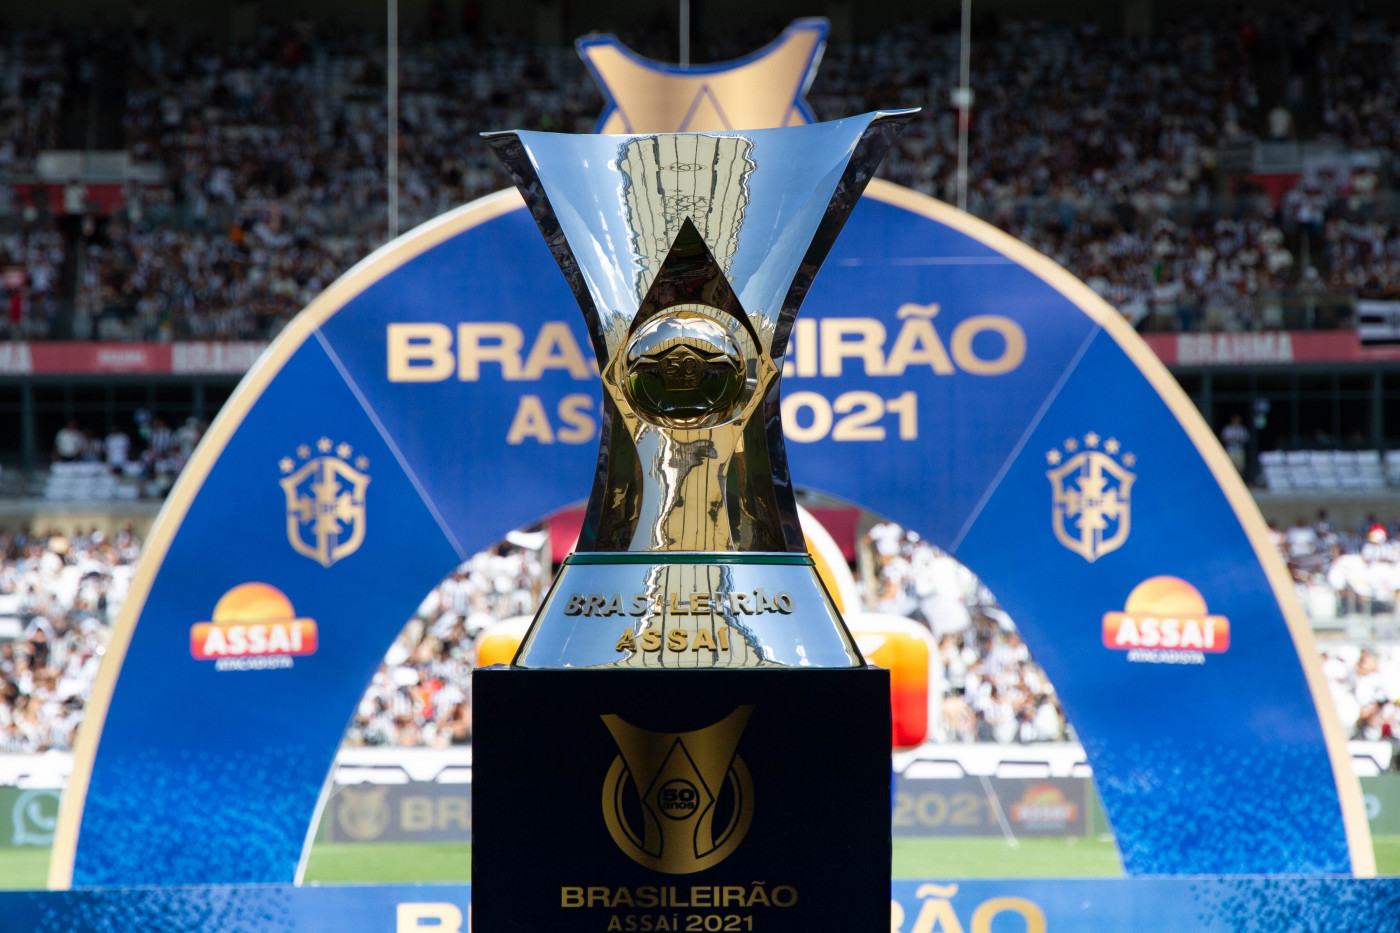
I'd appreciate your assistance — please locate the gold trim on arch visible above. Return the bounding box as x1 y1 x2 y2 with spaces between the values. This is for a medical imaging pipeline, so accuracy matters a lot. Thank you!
47 190 527 890
861 178 1375 877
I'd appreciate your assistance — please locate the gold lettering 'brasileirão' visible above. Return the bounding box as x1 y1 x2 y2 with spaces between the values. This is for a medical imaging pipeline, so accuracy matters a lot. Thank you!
385 310 1026 384
562 591 795 617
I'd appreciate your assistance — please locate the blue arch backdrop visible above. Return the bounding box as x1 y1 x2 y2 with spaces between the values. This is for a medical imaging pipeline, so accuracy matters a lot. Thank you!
48 180 1372 888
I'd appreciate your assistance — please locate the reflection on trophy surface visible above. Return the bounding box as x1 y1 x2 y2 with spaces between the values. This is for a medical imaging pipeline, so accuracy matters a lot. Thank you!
485 111 913 671
619 135 753 300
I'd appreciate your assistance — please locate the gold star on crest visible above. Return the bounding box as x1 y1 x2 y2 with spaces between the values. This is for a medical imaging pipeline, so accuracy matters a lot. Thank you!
1063 438 1079 452
317 437 332 453
296 444 310 459
1105 438 1120 454
355 456 370 470
1123 453 1137 467
279 457 294 473
336 442 352 460
1084 432 1100 448
1046 449 1062 465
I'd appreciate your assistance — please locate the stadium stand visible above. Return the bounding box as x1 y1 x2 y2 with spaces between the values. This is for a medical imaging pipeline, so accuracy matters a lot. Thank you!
4 11 1400 341
10 416 205 501
41 462 138 502
1259 448 1390 492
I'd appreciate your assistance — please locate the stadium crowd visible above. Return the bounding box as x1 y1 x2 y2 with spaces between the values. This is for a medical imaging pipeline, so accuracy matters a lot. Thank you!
3 518 1397 759
47 413 206 498
865 520 1072 744
4 9 1400 338
1280 512 1400 615
342 542 546 748
1275 510 1400 746
0 526 138 753
1 26 73 337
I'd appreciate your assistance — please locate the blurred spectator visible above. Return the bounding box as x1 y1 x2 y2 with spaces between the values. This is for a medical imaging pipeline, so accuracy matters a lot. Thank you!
103 426 130 475
1222 414 1249 473
38 416 204 500
1322 646 1400 746
53 422 84 462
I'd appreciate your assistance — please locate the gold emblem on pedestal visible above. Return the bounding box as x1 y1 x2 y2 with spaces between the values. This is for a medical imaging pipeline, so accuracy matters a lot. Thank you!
601 706 755 873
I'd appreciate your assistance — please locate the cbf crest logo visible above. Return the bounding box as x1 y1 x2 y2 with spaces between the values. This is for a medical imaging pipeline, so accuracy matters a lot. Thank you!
1046 432 1136 562
601 706 754 874
279 438 370 568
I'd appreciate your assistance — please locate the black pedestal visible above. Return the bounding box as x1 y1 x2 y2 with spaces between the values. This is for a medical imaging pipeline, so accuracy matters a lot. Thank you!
472 667 891 933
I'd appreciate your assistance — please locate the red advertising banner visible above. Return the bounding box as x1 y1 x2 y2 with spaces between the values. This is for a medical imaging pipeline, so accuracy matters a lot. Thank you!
1143 330 1400 366
11 183 127 217
0 342 267 375
3 333 1397 377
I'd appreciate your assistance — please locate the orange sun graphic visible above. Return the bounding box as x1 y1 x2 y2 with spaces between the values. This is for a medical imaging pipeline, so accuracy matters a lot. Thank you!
210 582 298 623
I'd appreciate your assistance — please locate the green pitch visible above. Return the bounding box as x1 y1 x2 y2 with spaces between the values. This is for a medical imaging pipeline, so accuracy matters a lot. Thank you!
0 848 49 890
302 836 1400 881
3 837 1398 888
296 838 1125 883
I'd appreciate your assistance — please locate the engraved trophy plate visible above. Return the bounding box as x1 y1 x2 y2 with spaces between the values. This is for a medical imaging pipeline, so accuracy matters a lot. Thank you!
517 556 852 668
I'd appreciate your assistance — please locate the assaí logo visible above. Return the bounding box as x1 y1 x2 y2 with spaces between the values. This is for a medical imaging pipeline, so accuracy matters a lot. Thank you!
1101 575 1230 665
1008 783 1078 831
189 582 319 671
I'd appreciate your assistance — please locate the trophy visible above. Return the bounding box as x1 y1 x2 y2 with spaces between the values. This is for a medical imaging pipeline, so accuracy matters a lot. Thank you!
473 112 912 932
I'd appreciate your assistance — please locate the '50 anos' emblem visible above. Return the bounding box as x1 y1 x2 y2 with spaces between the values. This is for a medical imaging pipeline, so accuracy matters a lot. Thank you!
601 706 754 874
